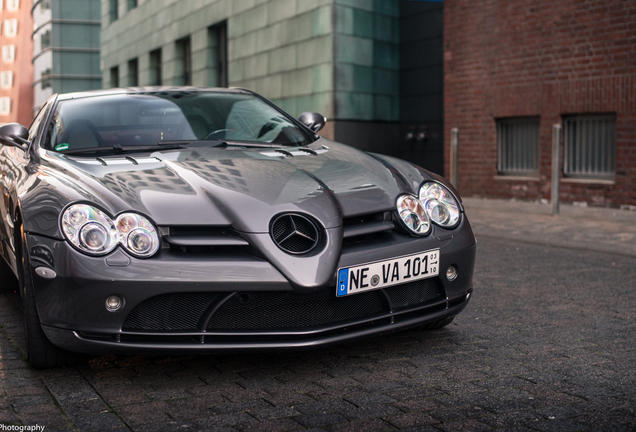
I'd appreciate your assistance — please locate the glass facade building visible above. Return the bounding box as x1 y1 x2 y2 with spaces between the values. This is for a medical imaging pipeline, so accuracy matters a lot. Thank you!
100 0 445 174
32 0 102 113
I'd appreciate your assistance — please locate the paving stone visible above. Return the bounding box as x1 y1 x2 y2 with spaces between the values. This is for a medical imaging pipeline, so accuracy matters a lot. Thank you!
531 419 586 432
212 399 273 415
248 405 299 421
60 399 111 419
167 397 219 421
73 413 128 431
344 393 395 406
293 399 356 415
329 418 396 431
195 412 257 428
92 385 150 406
239 417 303 432
295 412 348 428
339 403 402 420
115 401 174 427
384 412 438 428
435 418 493 432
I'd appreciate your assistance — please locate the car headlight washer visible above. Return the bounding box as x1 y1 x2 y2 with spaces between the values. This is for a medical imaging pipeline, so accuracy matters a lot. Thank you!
418 181 461 228
62 204 160 257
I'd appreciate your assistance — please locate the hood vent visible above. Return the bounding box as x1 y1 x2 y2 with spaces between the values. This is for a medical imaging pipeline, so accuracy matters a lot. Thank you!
260 146 328 159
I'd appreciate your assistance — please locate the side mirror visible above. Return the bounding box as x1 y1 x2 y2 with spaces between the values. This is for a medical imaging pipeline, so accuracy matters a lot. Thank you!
298 112 327 133
0 123 29 150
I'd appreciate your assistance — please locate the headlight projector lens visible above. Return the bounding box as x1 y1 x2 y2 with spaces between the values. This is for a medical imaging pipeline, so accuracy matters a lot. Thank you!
396 194 431 236
419 182 460 228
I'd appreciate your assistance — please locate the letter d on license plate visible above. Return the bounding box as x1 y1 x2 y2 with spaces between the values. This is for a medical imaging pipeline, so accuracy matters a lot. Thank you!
337 249 439 296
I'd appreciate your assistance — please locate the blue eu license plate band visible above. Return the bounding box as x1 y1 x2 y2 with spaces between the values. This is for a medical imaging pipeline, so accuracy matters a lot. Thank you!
336 249 440 297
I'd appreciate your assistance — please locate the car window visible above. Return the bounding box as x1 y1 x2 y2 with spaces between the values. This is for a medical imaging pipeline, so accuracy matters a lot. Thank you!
28 103 50 143
45 92 310 153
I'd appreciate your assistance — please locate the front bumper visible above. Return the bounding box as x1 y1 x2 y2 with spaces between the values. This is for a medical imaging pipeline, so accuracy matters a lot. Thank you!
27 218 476 355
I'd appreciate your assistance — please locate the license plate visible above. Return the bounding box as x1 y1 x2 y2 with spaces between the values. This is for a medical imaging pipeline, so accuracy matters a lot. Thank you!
336 249 440 297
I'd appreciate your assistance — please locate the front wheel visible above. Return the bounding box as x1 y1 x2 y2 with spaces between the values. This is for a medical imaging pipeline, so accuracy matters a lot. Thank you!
19 224 81 369
0 256 18 293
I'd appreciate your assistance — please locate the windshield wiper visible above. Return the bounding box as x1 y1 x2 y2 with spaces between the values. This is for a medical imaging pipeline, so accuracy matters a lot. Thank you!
57 144 185 155
56 139 292 155
56 140 219 155
158 140 286 148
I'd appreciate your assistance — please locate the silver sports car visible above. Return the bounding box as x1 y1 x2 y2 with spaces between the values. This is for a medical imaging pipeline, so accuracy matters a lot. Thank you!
0 88 476 369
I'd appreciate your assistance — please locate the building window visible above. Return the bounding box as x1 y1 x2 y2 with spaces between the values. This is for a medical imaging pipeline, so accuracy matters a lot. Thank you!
40 29 51 50
41 68 51 89
128 58 138 86
4 19 17 37
0 97 11 115
207 22 228 87
109 0 118 23
175 37 192 85
149 48 162 85
563 114 616 179
110 66 119 88
39 0 50 11
175 37 192 86
496 117 540 176
0 71 13 88
2 45 15 63
6 0 18 11
127 0 137 10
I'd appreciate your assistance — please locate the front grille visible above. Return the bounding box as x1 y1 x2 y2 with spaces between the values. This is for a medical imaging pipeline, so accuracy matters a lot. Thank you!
206 289 385 330
384 278 442 310
123 293 220 331
122 278 445 333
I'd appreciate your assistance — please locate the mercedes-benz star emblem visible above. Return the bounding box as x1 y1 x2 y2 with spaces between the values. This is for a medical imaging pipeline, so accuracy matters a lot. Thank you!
271 214 319 254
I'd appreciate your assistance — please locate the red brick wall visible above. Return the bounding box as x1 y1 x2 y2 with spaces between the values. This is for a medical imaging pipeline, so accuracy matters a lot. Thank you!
0 0 33 127
444 0 636 207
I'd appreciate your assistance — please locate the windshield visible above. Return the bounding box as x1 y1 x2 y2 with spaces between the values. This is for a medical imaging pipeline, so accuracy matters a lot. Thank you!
44 91 311 152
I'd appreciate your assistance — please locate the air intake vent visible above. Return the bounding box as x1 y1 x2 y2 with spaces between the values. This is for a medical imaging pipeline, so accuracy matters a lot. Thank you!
270 214 319 255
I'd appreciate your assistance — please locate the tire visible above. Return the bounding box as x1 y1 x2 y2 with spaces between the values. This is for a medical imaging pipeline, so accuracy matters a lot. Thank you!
19 223 81 369
0 255 18 293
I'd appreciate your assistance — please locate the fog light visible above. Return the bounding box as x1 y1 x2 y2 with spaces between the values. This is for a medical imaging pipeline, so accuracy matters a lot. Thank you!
105 295 124 312
34 267 57 279
446 265 458 281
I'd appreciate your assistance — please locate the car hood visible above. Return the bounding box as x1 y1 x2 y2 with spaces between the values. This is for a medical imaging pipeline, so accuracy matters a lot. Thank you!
30 138 433 235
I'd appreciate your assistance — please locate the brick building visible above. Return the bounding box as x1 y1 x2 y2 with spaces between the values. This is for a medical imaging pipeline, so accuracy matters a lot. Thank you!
444 0 636 207
0 0 33 126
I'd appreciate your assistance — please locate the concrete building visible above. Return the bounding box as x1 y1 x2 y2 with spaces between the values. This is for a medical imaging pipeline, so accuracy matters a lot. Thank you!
0 0 33 126
32 0 101 113
100 0 445 175
444 0 636 207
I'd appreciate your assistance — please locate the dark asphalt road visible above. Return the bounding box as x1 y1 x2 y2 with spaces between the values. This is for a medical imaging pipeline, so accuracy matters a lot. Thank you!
1 203 635 431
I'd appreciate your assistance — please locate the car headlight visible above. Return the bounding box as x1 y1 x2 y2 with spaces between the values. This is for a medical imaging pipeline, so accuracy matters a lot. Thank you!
396 194 431 236
62 204 118 255
62 204 159 257
419 182 460 228
115 213 160 257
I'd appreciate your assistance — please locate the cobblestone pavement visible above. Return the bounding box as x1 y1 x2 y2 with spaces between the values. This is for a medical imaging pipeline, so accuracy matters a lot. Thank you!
0 200 635 431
